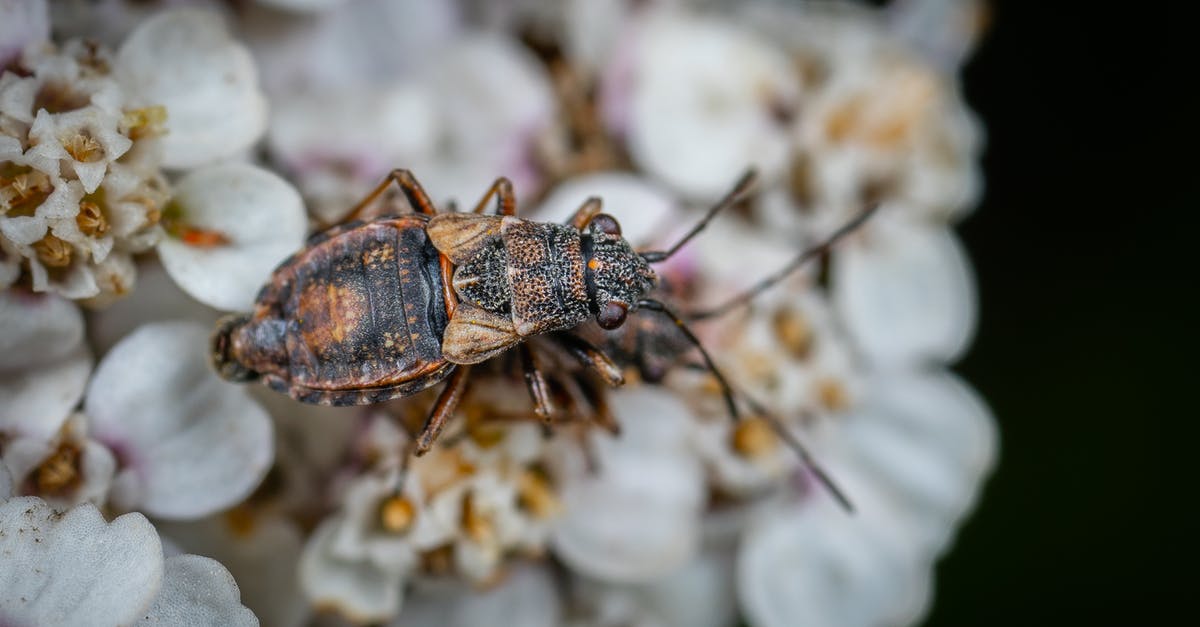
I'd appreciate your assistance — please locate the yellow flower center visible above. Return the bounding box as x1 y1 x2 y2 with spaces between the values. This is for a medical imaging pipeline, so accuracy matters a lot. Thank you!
731 417 778 459
33 234 72 268
517 470 561 519
76 200 109 238
61 131 104 163
378 495 417 534
34 441 82 495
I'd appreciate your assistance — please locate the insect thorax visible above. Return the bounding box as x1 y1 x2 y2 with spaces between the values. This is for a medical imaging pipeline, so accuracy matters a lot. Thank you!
452 218 591 336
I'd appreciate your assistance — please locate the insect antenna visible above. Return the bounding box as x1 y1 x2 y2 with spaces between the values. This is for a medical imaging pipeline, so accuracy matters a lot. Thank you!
639 169 759 263
640 298 854 513
689 203 880 321
741 393 854 513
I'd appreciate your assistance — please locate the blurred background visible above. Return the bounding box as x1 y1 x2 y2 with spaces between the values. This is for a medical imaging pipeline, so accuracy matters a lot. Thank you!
930 3 1184 624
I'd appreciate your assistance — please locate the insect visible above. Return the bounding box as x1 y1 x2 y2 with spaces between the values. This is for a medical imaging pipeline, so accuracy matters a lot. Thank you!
212 169 755 455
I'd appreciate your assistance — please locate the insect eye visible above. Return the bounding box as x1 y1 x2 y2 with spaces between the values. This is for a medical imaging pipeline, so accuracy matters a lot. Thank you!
597 301 628 330
590 214 622 236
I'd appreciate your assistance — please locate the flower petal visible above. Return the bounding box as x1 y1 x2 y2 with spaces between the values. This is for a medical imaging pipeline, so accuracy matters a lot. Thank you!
395 564 561 627
840 370 997 554
86 259 220 354
157 162 306 311
832 216 976 366
625 13 798 199
137 554 257 626
0 344 91 441
0 289 84 368
85 321 274 519
0 0 49 67
158 514 307 627
531 172 678 247
0 497 163 626
737 489 933 627
115 8 267 168
299 516 406 623
550 388 705 583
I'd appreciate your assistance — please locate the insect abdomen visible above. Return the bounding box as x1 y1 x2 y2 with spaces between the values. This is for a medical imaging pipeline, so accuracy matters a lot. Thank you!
285 216 449 390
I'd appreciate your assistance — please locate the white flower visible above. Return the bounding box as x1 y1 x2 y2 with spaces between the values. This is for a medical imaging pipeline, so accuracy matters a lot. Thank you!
620 12 799 199
300 515 405 623
565 547 738 627
86 258 220 353
1 16 236 302
0 496 256 626
0 289 91 442
84 320 274 519
737 370 995 627
394 564 562 627
115 8 268 169
0 0 49 68
156 162 306 311
831 210 976 367
2 412 115 508
158 513 308 627
549 388 706 583
531 171 678 248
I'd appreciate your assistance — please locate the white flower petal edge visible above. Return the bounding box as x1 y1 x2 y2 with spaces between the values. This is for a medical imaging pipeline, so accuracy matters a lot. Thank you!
737 486 933 627
0 290 85 368
84 321 274 519
300 516 406 623
0 344 91 442
833 214 976 366
0 497 163 626
531 172 678 247
394 565 562 627
550 388 706 583
569 548 738 627
116 8 268 169
840 370 998 555
157 162 307 311
0 0 49 67
137 554 257 626
625 13 798 199
738 370 996 627
158 514 308 627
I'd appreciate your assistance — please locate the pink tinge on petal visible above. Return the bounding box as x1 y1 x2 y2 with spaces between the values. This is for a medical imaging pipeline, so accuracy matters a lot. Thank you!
0 0 50 68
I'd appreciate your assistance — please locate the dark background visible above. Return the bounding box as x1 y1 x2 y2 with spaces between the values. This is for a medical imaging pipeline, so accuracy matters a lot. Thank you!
926 3 1189 624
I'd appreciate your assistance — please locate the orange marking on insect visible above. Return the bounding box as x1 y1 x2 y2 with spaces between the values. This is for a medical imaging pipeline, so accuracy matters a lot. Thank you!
587 258 601 271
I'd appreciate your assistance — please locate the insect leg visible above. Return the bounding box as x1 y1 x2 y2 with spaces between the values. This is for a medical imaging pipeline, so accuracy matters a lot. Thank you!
566 197 603 230
414 365 472 455
635 299 739 421
552 332 625 387
519 344 555 420
573 372 621 435
469 177 517 215
330 169 440 227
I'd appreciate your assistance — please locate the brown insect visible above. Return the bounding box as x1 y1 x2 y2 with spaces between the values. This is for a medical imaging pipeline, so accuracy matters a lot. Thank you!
212 169 755 455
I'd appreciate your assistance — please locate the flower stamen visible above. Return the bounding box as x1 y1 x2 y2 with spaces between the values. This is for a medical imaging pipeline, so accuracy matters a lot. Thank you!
33 441 83 495
33 234 73 267
378 495 417 534
76 200 109 237
731 417 778 459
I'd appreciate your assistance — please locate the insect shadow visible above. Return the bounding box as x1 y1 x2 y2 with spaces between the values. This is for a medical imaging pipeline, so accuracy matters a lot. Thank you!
212 169 873 511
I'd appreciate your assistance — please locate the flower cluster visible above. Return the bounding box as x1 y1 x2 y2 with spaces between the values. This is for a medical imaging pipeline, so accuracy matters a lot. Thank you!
2 1 996 626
